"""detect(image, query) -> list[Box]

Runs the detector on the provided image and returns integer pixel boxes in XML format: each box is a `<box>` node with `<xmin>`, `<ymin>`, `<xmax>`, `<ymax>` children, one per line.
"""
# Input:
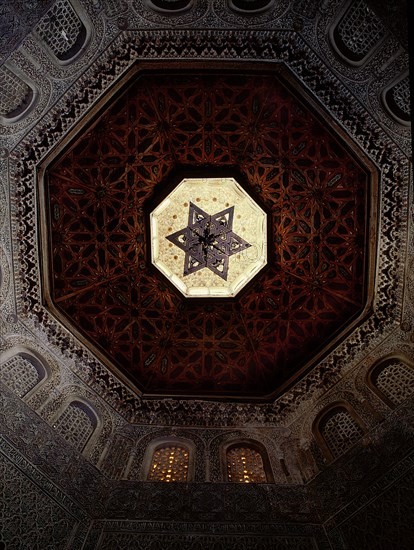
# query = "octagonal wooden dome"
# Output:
<box><xmin>40</xmin><ymin>65</ymin><xmax>376</xmax><ymax>399</ymax></box>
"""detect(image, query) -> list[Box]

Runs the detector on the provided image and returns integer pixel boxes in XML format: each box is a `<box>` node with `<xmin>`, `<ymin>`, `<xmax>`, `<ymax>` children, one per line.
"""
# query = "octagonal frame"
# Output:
<box><xmin>144</xmin><ymin>165</ymin><xmax>273</xmax><ymax>301</ymax></box>
<box><xmin>37</xmin><ymin>61</ymin><xmax>379</xmax><ymax>401</ymax></box>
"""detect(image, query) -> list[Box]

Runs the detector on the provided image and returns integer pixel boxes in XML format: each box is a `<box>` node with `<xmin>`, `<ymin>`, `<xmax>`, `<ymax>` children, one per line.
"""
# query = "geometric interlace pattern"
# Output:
<box><xmin>0</xmin><ymin>66</ymin><xmax>31</xmax><ymax>117</ymax></box>
<box><xmin>166</xmin><ymin>202</ymin><xmax>251</xmax><ymax>281</ymax></box>
<box><xmin>336</xmin><ymin>0</ymin><xmax>384</xmax><ymax>60</ymax></box>
<box><xmin>36</xmin><ymin>0</ymin><xmax>82</xmax><ymax>58</ymax></box>
<box><xmin>321</xmin><ymin>409</ymin><xmax>363</xmax><ymax>459</ymax></box>
<box><xmin>0</xmin><ymin>355</ymin><xmax>40</xmax><ymax>397</ymax></box>
<box><xmin>390</xmin><ymin>77</ymin><xmax>411</xmax><ymax>118</ymax></box>
<box><xmin>375</xmin><ymin>361</ymin><xmax>414</xmax><ymax>405</ymax></box>
<box><xmin>46</xmin><ymin>71</ymin><xmax>369</xmax><ymax>397</ymax></box>
<box><xmin>53</xmin><ymin>402</ymin><xmax>95</xmax><ymax>451</ymax></box>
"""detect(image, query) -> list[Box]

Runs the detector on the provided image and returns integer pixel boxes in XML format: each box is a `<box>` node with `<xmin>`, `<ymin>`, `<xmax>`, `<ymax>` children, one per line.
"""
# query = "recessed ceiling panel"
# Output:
<box><xmin>151</xmin><ymin>176</ymin><xmax>267</xmax><ymax>297</ymax></box>
<box><xmin>41</xmin><ymin>67</ymin><xmax>373</xmax><ymax>399</ymax></box>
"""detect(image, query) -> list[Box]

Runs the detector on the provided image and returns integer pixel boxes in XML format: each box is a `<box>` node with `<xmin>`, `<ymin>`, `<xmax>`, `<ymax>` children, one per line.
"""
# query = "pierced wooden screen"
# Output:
<box><xmin>320</xmin><ymin>408</ymin><xmax>363</xmax><ymax>459</ymax></box>
<box><xmin>147</xmin><ymin>445</ymin><xmax>189</xmax><ymax>482</ymax></box>
<box><xmin>0</xmin><ymin>355</ymin><xmax>41</xmax><ymax>397</ymax></box>
<box><xmin>226</xmin><ymin>446</ymin><xmax>267</xmax><ymax>483</ymax></box>
<box><xmin>53</xmin><ymin>402</ymin><xmax>96</xmax><ymax>451</ymax></box>
<box><xmin>374</xmin><ymin>361</ymin><xmax>414</xmax><ymax>405</ymax></box>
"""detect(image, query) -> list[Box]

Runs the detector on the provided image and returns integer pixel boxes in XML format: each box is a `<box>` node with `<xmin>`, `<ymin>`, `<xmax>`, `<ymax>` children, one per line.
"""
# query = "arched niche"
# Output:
<box><xmin>34</xmin><ymin>0</ymin><xmax>91</xmax><ymax>66</ymax></box>
<box><xmin>328</xmin><ymin>0</ymin><xmax>386</xmax><ymax>67</ymax></box>
<box><xmin>0</xmin><ymin>65</ymin><xmax>38</xmax><ymax>124</ymax></box>
<box><xmin>312</xmin><ymin>402</ymin><xmax>366</xmax><ymax>462</ymax></box>
<box><xmin>227</xmin><ymin>0</ymin><xmax>274</xmax><ymax>14</ymax></box>
<box><xmin>141</xmin><ymin>436</ymin><xmax>196</xmax><ymax>482</ymax></box>
<box><xmin>146</xmin><ymin>0</ymin><xmax>193</xmax><ymax>13</ymax></box>
<box><xmin>381</xmin><ymin>73</ymin><xmax>411</xmax><ymax>127</ymax></box>
<box><xmin>0</xmin><ymin>348</ymin><xmax>49</xmax><ymax>399</ymax></box>
<box><xmin>222</xmin><ymin>439</ymin><xmax>274</xmax><ymax>483</ymax></box>
<box><xmin>367</xmin><ymin>356</ymin><xmax>414</xmax><ymax>409</ymax></box>
<box><xmin>52</xmin><ymin>397</ymin><xmax>100</xmax><ymax>454</ymax></box>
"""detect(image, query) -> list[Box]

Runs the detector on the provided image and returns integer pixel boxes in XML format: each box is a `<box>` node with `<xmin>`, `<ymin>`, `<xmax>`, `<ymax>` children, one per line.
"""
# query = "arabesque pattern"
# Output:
<box><xmin>45</xmin><ymin>70</ymin><xmax>369</xmax><ymax>397</ymax></box>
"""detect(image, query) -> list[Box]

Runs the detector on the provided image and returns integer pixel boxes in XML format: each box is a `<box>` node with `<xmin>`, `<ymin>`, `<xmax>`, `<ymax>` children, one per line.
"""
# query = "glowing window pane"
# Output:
<box><xmin>147</xmin><ymin>446</ymin><xmax>189</xmax><ymax>482</ymax></box>
<box><xmin>226</xmin><ymin>446</ymin><xmax>267</xmax><ymax>483</ymax></box>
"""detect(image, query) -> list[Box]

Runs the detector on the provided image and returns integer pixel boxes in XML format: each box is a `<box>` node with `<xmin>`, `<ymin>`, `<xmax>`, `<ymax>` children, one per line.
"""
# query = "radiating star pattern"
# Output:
<box><xmin>45</xmin><ymin>71</ymin><xmax>369</xmax><ymax>397</ymax></box>
<box><xmin>166</xmin><ymin>202</ymin><xmax>251</xmax><ymax>281</ymax></box>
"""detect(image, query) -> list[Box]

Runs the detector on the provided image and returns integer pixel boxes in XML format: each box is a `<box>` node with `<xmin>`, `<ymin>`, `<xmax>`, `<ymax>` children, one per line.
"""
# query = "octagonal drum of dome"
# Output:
<box><xmin>150</xmin><ymin>177</ymin><xmax>267</xmax><ymax>298</ymax></box>
<box><xmin>39</xmin><ymin>66</ymin><xmax>376</xmax><ymax>399</ymax></box>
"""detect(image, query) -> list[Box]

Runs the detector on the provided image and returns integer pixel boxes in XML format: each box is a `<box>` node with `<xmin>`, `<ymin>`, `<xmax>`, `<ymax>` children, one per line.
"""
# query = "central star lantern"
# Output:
<box><xmin>150</xmin><ymin>177</ymin><xmax>267</xmax><ymax>297</ymax></box>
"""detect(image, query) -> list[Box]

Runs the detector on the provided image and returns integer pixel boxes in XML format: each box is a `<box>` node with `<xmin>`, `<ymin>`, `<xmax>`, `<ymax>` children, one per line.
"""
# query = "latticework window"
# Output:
<box><xmin>320</xmin><ymin>408</ymin><xmax>363</xmax><ymax>459</ymax></box>
<box><xmin>334</xmin><ymin>0</ymin><xmax>384</xmax><ymax>63</ymax></box>
<box><xmin>391</xmin><ymin>77</ymin><xmax>410</xmax><ymax>116</ymax></box>
<box><xmin>374</xmin><ymin>361</ymin><xmax>414</xmax><ymax>405</ymax></box>
<box><xmin>36</xmin><ymin>0</ymin><xmax>86</xmax><ymax>62</ymax></box>
<box><xmin>0</xmin><ymin>66</ymin><xmax>33</xmax><ymax>119</ymax></box>
<box><xmin>0</xmin><ymin>355</ymin><xmax>42</xmax><ymax>397</ymax></box>
<box><xmin>147</xmin><ymin>445</ymin><xmax>189</xmax><ymax>482</ymax></box>
<box><xmin>384</xmin><ymin>76</ymin><xmax>411</xmax><ymax>124</ymax></box>
<box><xmin>226</xmin><ymin>446</ymin><xmax>267</xmax><ymax>483</ymax></box>
<box><xmin>53</xmin><ymin>402</ymin><xmax>96</xmax><ymax>451</ymax></box>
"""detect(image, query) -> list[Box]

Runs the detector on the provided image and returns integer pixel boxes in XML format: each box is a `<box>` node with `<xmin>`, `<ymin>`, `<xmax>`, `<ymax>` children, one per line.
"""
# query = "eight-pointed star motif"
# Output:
<box><xmin>166</xmin><ymin>202</ymin><xmax>251</xmax><ymax>280</ymax></box>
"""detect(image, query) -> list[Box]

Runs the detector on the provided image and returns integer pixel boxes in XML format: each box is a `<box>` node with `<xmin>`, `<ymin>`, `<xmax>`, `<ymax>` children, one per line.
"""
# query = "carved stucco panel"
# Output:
<box><xmin>0</xmin><ymin>51</ymin><xmax>52</xmax><ymax>140</ymax></box>
<box><xmin>20</xmin><ymin>2</ymin><xmax>107</xmax><ymax>81</ymax></box>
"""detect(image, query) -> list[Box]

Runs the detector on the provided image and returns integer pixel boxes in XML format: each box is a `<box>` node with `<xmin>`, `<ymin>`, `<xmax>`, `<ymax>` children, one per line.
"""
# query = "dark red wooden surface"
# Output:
<box><xmin>46</xmin><ymin>71</ymin><xmax>369</xmax><ymax>397</ymax></box>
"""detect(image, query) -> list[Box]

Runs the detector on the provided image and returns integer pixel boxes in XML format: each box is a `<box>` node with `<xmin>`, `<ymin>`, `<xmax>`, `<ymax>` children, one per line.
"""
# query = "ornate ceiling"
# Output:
<box><xmin>0</xmin><ymin>0</ymin><xmax>413</xmax><ymax>547</ymax></box>
<box><xmin>42</xmin><ymin>69</ymin><xmax>373</xmax><ymax>398</ymax></box>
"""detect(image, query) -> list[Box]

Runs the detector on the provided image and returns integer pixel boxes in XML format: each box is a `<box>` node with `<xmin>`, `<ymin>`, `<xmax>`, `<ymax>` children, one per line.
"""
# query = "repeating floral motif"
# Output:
<box><xmin>45</xmin><ymin>71</ymin><xmax>369</xmax><ymax>397</ymax></box>
<box><xmin>327</xmin><ymin>460</ymin><xmax>414</xmax><ymax>550</ymax></box>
